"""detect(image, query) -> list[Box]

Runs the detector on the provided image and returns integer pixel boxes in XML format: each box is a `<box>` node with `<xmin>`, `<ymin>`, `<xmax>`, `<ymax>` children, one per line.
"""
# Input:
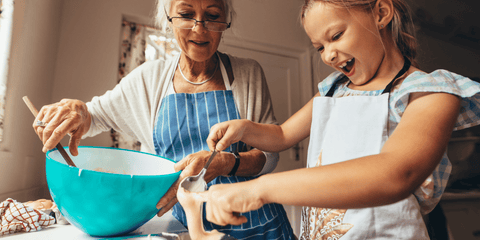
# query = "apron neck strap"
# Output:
<box><xmin>325</xmin><ymin>57</ymin><xmax>411</xmax><ymax>97</ymax></box>
<box><xmin>381</xmin><ymin>57</ymin><xmax>411</xmax><ymax>94</ymax></box>
<box><xmin>217</xmin><ymin>52</ymin><xmax>232</xmax><ymax>90</ymax></box>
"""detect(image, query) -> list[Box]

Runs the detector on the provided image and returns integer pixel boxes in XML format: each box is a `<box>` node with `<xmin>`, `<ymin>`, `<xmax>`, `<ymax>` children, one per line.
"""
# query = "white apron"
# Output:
<box><xmin>300</xmin><ymin>59</ymin><xmax>430</xmax><ymax>240</ymax></box>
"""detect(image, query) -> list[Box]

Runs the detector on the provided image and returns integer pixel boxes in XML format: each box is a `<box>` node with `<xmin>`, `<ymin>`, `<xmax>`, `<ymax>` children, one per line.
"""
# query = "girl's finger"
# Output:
<box><xmin>215</xmin><ymin>128</ymin><xmax>238</xmax><ymax>151</ymax></box>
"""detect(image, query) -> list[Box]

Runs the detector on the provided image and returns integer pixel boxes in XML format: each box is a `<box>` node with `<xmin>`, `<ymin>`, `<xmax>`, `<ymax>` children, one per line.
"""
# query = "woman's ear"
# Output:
<box><xmin>375</xmin><ymin>0</ymin><xmax>394</xmax><ymax>30</ymax></box>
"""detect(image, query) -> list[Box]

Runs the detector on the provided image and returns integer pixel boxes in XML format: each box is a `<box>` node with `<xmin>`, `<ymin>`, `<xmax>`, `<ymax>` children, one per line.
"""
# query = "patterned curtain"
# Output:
<box><xmin>113</xmin><ymin>20</ymin><xmax>180</xmax><ymax>151</ymax></box>
<box><xmin>111</xmin><ymin>20</ymin><xmax>147</xmax><ymax>150</ymax></box>
<box><xmin>0</xmin><ymin>0</ymin><xmax>15</xmax><ymax>142</ymax></box>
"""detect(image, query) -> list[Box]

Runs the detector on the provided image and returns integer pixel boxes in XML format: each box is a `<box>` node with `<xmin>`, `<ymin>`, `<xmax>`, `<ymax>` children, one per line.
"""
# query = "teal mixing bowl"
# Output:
<box><xmin>46</xmin><ymin>146</ymin><xmax>181</xmax><ymax>237</ymax></box>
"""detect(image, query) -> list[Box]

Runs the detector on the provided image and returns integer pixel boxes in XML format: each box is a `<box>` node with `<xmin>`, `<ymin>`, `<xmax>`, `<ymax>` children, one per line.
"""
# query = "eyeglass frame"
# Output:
<box><xmin>164</xmin><ymin>8</ymin><xmax>231</xmax><ymax>32</ymax></box>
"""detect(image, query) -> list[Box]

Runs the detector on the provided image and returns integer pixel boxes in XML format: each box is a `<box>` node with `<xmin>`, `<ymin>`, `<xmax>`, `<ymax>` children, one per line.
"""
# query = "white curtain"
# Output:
<box><xmin>0</xmin><ymin>0</ymin><xmax>14</xmax><ymax>142</ymax></box>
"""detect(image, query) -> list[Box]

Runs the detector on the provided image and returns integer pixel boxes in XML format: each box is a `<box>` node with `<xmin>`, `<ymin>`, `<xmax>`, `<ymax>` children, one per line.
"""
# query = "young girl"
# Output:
<box><xmin>194</xmin><ymin>0</ymin><xmax>480</xmax><ymax>239</ymax></box>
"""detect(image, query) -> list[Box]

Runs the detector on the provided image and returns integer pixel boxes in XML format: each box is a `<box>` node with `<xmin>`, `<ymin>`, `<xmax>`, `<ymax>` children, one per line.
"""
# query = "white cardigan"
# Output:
<box><xmin>84</xmin><ymin>53</ymin><xmax>279</xmax><ymax>175</ymax></box>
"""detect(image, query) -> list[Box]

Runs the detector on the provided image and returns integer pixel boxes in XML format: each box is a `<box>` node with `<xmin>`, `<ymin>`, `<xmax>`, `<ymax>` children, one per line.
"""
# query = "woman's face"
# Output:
<box><xmin>169</xmin><ymin>0</ymin><xmax>226</xmax><ymax>63</ymax></box>
<box><xmin>303</xmin><ymin>3</ymin><xmax>385</xmax><ymax>86</ymax></box>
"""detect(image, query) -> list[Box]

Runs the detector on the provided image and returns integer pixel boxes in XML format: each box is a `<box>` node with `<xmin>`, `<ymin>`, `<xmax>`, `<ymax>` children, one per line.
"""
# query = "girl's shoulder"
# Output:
<box><xmin>393</xmin><ymin>69</ymin><xmax>480</xmax><ymax>98</ymax></box>
<box><xmin>392</xmin><ymin>69</ymin><xmax>480</xmax><ymax>131</ymax></box>
<box><xmin>317</xmin><ymin>71</ymin><xmax>348</xmax><ymax>96</ymax></box>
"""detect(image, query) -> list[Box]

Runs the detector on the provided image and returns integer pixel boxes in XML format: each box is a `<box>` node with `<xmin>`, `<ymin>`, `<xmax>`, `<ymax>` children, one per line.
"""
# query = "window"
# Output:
<box><xmin>145</xmin><ymin>27</ymin><xmax>180</xmax><ymax>62</ymax></box>
<box><xmin>0</xmin><ymin>0</ymin><xmax>14</xmax><ymax>141</ymax></box>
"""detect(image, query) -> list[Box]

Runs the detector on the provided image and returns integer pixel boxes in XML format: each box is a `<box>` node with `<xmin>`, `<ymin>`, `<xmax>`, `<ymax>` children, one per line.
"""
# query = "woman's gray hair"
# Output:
<box><xmin>155</xmin><ymin>0</ymin><xmax>235</xmax><ymax>36</ymax></box>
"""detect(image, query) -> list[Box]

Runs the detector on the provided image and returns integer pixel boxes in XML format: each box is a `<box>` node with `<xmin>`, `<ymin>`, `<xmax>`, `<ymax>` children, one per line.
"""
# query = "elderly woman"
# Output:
<box><xmin>33</xmin><ymin>0</ymin><xmax>295</xmax><ymax>239</ymax></box>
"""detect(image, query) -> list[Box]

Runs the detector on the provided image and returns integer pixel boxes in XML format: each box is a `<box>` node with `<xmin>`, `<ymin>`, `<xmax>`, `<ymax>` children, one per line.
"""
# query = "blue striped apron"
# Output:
<box><xmin>153</xmin><ymin>53</ymin><xmax>295</xmax><ymax>240</ymax></box>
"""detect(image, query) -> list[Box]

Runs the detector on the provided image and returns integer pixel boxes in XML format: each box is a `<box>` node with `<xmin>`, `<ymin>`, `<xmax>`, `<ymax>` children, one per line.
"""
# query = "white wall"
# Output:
<box><xmin>0</xmin><ymin>0</ymin><xmax>63</xmax><ymax>202</ymax></box>
<box><xmin>52</xmin><ymin>0</ymin><xmax>158</xmax><ymax>147</ymax></box>
<box><xmin>226</xmin><ymin>0</ymin><xmax>311</xmax><ymax>51</ymax></box>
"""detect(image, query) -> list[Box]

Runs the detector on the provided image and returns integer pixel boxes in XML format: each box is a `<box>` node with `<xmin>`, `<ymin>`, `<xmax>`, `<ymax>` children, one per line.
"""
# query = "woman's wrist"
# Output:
<box><xmin>221</xmin><ymin>151</ymin><xmax>237</xmax><ymax>176</ymax></box>
<box><xmin>228</xmin><ymin>152</ymin><xmax>240</xmax><ymax>176</ymax></box>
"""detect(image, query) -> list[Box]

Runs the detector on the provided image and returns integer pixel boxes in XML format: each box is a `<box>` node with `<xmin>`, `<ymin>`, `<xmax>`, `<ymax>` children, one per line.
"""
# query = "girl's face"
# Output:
<box><xmin>170</xmin><ymin>0</ymin><xmax>226</xmax><ymax>63</ymax></box>
<box><xmin>303</xmin><ymin>3</ymin><xmax>385</xmax><ymax>86</ymax></box>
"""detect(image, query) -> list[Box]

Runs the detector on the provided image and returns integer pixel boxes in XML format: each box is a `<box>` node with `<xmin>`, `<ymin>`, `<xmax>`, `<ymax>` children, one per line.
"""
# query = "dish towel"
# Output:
<box><xmin>0</xmin><ymin>198</ymin><xmax>55</xmax><ymax>235</ymax></box>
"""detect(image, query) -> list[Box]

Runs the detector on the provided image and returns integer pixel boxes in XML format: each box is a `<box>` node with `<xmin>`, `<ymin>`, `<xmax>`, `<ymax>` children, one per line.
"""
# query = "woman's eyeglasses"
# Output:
<box><xmin>165</xmin><ymin>10</ymin><xmax>231</xmax><ymax>32</ymax></box>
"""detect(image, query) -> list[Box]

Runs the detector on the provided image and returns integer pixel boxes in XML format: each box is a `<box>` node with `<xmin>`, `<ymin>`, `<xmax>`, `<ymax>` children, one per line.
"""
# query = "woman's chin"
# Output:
<box><xmin>184</xmin><ymin>50</ymin><xmax>216</xmax><ymax>62</ymax></box>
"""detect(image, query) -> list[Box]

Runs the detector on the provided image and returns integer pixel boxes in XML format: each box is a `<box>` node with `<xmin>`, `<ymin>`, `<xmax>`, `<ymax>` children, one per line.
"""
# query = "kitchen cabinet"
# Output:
<box><xmin>441</xmin><ymin>129</ymin><xmax>480</xmax><ymax>240</ymax></box>
<box><xmin>440</xmin><ymin>192</ymin><xmax>480</xmax><ymax>240</ymax></box>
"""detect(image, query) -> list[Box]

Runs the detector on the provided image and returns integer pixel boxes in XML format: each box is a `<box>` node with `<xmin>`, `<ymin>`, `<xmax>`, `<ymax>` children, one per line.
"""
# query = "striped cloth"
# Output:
<box><xmin>318</xmin><ymin>69</ymin><xmax>480</xmax><ymax>214</ymax></box>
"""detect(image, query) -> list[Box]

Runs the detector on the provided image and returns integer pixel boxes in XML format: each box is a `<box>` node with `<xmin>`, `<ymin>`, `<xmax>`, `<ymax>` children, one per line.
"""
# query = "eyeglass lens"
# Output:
<box><xmin>171</xmin><ymin>18</ymin><xmax>228</xmax><ymax>32</ymax></box>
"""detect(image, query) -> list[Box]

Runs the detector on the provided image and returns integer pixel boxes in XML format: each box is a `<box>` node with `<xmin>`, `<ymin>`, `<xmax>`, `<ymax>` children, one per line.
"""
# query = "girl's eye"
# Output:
<box><xmin>317</xmin><ymin>46</ymin><xmax>324</xmax><ymax>53</ymax></box>
<box><xmin>332</xmin><ymin>32</ymin><xmax>343</xmax><ymax>41</ymax></box>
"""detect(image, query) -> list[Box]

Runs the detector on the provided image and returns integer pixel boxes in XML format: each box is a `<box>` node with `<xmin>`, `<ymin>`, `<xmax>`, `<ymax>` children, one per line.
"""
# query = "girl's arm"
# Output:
<box><xmin>201</xmin><ymin>92</ymin><xmax>460</xmax><ymax>226</ymax></box>
<box><xmin>207</xmin><ymin>93</ymin><xmax>319</xmax><ymax>152</ymax></box>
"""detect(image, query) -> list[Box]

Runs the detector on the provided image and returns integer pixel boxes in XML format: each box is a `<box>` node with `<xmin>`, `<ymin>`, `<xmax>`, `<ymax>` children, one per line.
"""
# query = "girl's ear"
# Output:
<box><xmin>375</xmin><ymin>0</ymin><xmax>394</xmax><ymax>30</ymax></box>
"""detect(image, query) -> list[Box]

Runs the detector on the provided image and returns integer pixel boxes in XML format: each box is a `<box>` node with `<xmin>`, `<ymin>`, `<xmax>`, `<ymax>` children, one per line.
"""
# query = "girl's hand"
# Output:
<box><xmin>199</xmin><ymin>181</ymin><xmax>264</xmax><ymax>226</ymax></box>
<box><xmin>156</xmin><ymin>150</ymin><xmax>235</xmax><ymax>217</ymax></box>
<box><xmin>207</xmin><ymin>119</ymin><xmax>249</xmax><ymax>151</ymax></box>
<box><xmin>33</xmin><ymin>99</ymin><xmax>91</xmax><ymax>156</ymax></box>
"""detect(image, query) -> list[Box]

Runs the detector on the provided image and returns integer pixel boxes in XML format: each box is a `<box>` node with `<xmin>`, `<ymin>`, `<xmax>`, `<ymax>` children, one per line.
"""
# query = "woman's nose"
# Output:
<box><xmin>192</xmin><ymin>20</ymin><xmax>208</xmax><ymax>33</ymax></box>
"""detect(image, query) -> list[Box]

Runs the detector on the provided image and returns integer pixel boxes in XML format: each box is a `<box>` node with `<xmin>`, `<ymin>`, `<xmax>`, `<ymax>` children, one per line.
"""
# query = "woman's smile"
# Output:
<box><xmin>189</xmin><ymin>39</ymin><xmax>210</xmax><ymax>46</ymax></box>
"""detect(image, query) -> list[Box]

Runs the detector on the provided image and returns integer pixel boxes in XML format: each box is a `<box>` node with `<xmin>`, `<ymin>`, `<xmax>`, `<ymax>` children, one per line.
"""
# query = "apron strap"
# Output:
<box><xmin>325</xmin><ymin>57</ymin><xmax>411</xmax><ymax>97</ymax></box>
<box><xmin>325</xmin><ymin>75</ymin><xmax>347</xmax><ymax>97</ymax></box>
<box><xmin>382</xmin><ymin>57</ymin><xmax>411</xmax><ymax>94</ymax></box>
<box><xmin>217</xmin><ymin>52</ymin><xmax>232</xmax><ymax>91</ymax></box>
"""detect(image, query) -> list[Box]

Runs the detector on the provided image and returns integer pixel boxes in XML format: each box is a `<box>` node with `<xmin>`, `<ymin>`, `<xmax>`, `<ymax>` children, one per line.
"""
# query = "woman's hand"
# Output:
<box><xmin>33</xmin><ymin>99</ymin><xmax>91</xmax><ymax>156</ymax></box>
<box><xmin>207</xmin><ymin>119</ymin><xmax>249</xmax><ymax>151</ymax></box>
<box><xmin>199</xmin><ymin>180</ymin><xmax>265</xmax><ymax>226</ymax></box>
<box><xmin>156</xmin><ymin>150</ymin><xmax>235</xmax><ymax>217</ymax></box>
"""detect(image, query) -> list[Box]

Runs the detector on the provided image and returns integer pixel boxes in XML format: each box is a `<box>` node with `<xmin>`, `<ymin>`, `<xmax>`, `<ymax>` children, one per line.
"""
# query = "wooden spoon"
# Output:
<box><xmin>22</xmin><ymin>96</ymin><xmax>77</xmax><ymax>167</ymax></box>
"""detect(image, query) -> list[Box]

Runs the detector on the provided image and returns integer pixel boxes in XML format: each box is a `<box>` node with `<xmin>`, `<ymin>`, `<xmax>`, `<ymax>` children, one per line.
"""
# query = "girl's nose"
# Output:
<box><xmin>324</xmin><ymin>48</ymin><xmax>337</xmax><ymax>64</ymax></box>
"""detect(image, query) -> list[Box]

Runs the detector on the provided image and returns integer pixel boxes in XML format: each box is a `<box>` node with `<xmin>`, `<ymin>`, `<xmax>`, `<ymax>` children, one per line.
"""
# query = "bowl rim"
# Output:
<box><xmin>46</xmin><ymin>146</ymin><xmax>180</xmax><ymax>177</ymax></box>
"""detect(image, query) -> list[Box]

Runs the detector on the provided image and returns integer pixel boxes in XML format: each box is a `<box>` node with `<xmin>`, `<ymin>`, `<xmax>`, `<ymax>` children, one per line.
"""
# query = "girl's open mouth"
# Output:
<box><xmin>340</xmin><ymin>58</ymin><xmax>355</xmax><ymax>75</ymax></box>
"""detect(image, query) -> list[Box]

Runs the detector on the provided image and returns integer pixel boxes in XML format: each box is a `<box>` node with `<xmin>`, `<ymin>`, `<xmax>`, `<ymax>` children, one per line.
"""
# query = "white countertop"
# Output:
<box><xmin>2</xmin><ymin>210</ymin><xmax>187</xmax><ymax>240</ymax></box>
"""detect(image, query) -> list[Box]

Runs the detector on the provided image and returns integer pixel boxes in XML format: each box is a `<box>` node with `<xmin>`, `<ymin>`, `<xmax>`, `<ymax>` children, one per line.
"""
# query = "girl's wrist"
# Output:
<box><xmin>252</xmin><ymin>175</ymin><xmax>270</xmax><ymax>205</ymax></box>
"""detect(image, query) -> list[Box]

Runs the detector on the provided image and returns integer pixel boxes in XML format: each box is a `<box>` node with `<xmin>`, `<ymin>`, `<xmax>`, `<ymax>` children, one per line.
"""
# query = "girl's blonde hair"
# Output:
<box><xmin>155</xmin><ymin>0</ymin><xmax>235</xmax><ymax>37</ymax></box>
<box><xmin>301</xmin><ymin>0</ymin><xmax>418</xmax><ymax>67</ymax></box>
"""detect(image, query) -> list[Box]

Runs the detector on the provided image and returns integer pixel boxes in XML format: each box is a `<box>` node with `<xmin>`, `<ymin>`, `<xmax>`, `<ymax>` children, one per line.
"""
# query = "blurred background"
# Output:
<box><xmin>0</xmin><ymin>0</ymin><xmax>478</xmax><ymax>238</ymax></box>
